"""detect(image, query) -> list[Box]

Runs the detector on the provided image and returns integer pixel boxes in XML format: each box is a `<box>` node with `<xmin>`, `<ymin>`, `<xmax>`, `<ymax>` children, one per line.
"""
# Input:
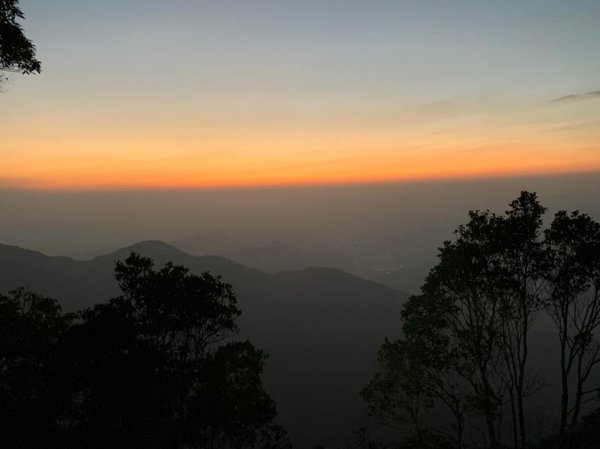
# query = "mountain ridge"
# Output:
<box><xmin>0</xmin><ymin>239</ymin><xmax>406</xmax><ymax>448</ymax></box>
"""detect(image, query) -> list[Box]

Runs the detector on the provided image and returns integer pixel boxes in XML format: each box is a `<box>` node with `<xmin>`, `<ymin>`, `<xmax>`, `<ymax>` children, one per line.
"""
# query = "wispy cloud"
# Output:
<box><xmin>551</xmin><ymin>91</ymin><xmax>600</xmax><ymax>103</ymax></box>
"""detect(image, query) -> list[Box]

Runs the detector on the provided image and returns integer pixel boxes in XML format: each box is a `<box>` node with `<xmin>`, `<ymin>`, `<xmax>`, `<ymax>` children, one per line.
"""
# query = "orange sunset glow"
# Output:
<box><xmin>2</xmin><ymin>1</ymin><xmax>600</xmax><ymax>190</ymax></box>
<box><xmin>4</xmin><ymin>97</ymin><xmax>600</xmax><ymax>189</ymax></box>
<box><xmin>5</xmin><ymin>145</ymin><xmax>600</xmax><ymax>190</ymax></box>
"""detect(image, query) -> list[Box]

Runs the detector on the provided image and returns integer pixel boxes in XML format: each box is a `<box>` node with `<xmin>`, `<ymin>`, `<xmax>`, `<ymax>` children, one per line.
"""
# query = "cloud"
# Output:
<box><xmin>551</xmin><ymin>91</ymin><xmax>600</xmax><ymax>103</ymax></box>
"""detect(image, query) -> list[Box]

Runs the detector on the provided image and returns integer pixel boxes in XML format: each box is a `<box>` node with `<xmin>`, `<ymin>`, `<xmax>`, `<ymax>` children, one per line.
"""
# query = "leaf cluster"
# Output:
<box><xmin>0</xmin><ymin>0</ymin><xmax>41</xmax><ymax>74</ymax></box>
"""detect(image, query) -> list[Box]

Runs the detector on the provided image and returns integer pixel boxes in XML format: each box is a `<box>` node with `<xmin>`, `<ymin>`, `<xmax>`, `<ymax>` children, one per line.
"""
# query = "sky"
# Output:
<box><xmin>2</xmin><ymin>0</ymin><xmax>600</xmax><ymax>189</ymax></box>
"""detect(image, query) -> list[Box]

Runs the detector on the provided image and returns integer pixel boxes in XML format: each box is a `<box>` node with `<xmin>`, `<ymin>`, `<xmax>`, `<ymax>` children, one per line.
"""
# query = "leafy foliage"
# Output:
<box><xmin>0</xmin><ymin>288</ymin><xmax>71</xmax><ymax>448</ymax></box>
<box><xmin>364</xmin><ymin>192</ymin><xmax>600</xmax><ymax>449</ymax></box>
<box><xmin>0</xmin><ymin>0</ymin><xmax>41</xmax><ymax>75</ymax></box>
<box><xmin>0</xmin><ymin>254</ymin><xmax>289</xmax><ymax>449</ymax></box>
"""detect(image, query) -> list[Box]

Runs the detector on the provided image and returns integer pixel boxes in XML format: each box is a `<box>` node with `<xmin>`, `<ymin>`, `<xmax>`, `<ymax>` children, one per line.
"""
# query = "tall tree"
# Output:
<box><xmin>363</xmin><ymin>192</ymin><xmax>600</xmax><ymax>449</ymax></box>
<box><xmin>413</xmin><ymin>209</ymin><xmax>508</xmax><ymax>449</ymax></box>
<box><xmin>544</xmin><ymin>211</ymin><xmax>600</xmax><ymax>449</ymax></box>
<box><xmin>60</xmin><ymin>253</ymin><xmax>287</xmax><ymax>449</ymax></box>
<box><xmin>495</xmin><ymin>192</ymin><xmax>547</xmax><ymax>448</ymax></box>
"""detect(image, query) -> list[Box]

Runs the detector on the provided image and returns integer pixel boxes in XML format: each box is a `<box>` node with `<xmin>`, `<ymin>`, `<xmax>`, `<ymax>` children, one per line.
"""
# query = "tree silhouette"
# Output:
<box><xmin>363</xmin><ymin>192</ymin><xmax>600</xmax><ymax>449</ymax></box>
<box><xmin>544</xmin><ymin>211</ymin><xmax>600</xmax><ymax>448</ymax></box>
<box><xmin>0</xmin><ymin>288</ymin><xmax>71</xmax><ymax>448</ymax></box>
<box><xmin>0</xmin><ymin>0</ymin><xmax>41</xmax><ymax>76</ymax></box>
<box><xmin>0</xmin><ymin>254</ymin><xmax>289</xmax><ymax>449</ymax></box>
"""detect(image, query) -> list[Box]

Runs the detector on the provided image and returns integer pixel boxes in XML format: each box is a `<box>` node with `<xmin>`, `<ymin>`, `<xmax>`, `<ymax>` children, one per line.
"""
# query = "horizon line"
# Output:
<box><xmin>2</xmin><ymin>168</ymin><xmax>599</xmax><ymax>193</ymax></box>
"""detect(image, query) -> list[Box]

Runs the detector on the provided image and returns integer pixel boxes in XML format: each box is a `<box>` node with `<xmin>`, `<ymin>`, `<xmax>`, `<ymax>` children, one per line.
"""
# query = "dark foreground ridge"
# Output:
<box><xmin>0</xmin><ymin>241</ymin><xmax>406</xmax><ymax>448</ymax></box>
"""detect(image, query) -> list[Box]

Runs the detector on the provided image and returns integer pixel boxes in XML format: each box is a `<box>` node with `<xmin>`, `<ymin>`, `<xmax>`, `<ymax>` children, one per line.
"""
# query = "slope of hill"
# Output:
<box><xmin>0</xmin><ymin>241</ymin><xmax>407</xmax><ymax>448</ymax></box>
<box><xmin>172</xmin><ymin>232</ymin><xmax>356</xmax><ymax>273</ymax></box>
<box><xmin>172</xmin><ymin>232</ymin><xmax>435</xmax><ymax>293</ymax></box>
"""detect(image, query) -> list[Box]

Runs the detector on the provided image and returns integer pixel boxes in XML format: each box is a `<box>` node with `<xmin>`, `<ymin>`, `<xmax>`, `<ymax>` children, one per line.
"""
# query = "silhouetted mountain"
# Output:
<box><xmin>0</xmin><ymin>241</ymin><xmax>406</xmax><ymax>448</ymax></box>
<box><xmin>173</xmin><ymin>232</ymin><xmax>356</xmax><ymax>273</ymax></box>
<box><xmin>173</xmin><ymin>231</ymin><xmax>252</xmax><ymax>256</ymax></box>
<box><xmin>173</xmin><ymin>231</ymin><xmax>435</xmax><ymax>293</ymax></box>
<box><xmin>225</xmin><ymin>240</ymin><xmax>316</xmax><ymax>271</ymax></box>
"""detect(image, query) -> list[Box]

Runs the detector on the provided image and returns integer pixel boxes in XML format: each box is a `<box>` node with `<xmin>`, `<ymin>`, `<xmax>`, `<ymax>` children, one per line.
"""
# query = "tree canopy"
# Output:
<box><xmin>0</xmin><ymin>254</ymin><xmax>289</xmax><ymax>449</ymax></box>
<box><xmin>0</xmin><ymin>0</ymin><xmax>40</xmax><ymax>75</ymax></box>
<box><xmin>363</xmin><ymin>192</ymin><xmax>600</xmax><ymax>449</ymax></box>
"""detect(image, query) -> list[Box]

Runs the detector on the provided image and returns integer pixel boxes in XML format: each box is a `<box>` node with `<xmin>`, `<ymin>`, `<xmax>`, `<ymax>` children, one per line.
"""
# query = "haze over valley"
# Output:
<box><xmin>2</xmin><ymin>173</ymin><xmax>599</xmax><ymax>294</ymax></box>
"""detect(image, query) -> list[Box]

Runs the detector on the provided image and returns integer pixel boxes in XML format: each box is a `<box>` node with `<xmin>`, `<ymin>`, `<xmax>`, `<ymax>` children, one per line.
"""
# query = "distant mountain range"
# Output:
<box><xmin>0</xmin><ymin>240</ymin><xmax>407</xmax><ymax>448</ymax></box>
<box><xmin>172</xmin><ymin>231</ymin><xmax>433</xmax><ymax>294</ymax></box>
<box><xmin>172</xmin><ymin>231</ymin><xmax>357</xmax><ymax>273</ymax></box>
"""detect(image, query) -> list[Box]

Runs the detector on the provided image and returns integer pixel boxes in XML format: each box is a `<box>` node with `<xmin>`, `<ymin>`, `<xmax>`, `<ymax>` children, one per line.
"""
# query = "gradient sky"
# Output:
<box><xmin>2</xmin><ymin>0</ymin><xmax>600</xmax><ymax>188</ymax></box>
